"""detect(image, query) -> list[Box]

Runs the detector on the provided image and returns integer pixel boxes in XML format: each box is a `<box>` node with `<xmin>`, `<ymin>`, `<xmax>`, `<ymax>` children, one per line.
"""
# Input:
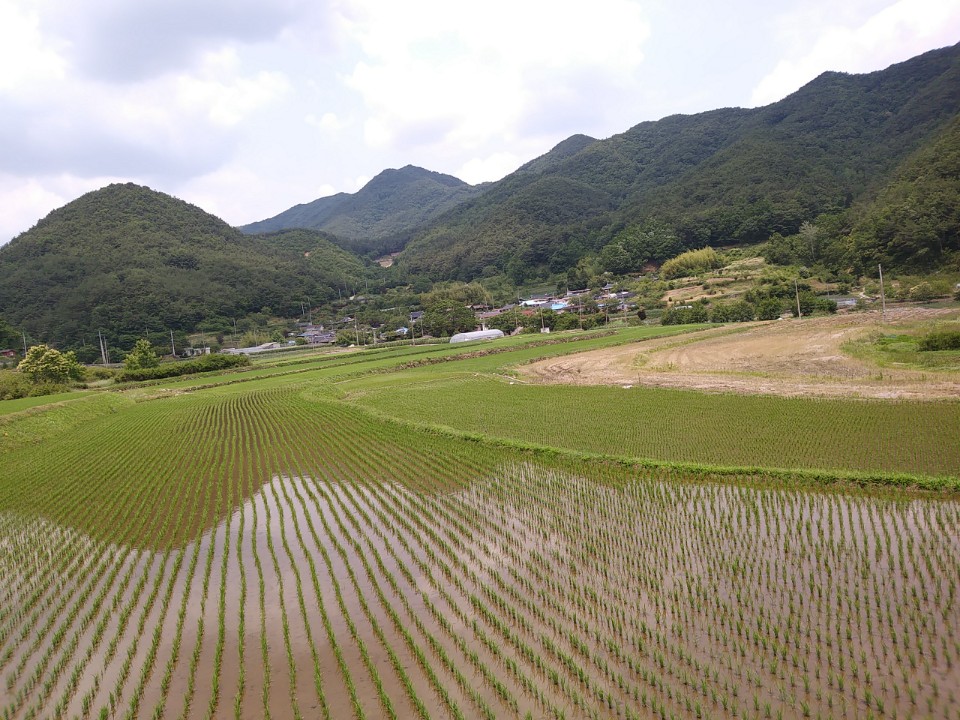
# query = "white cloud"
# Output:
<box><xmin>342</xmin><ymin>0</ymin><xmax>650</xmax><ymax>152</ymax></box>
<box><xmin>0</xmin><ymin>0</ymin><xmax>66</xmax><ymax>92</ymax></box>
<box><xmin>175</xmin><ymin>52</ymin><xmax>290</xmax><ymax>128</ymax></box>
<box><xmin>458</xmin><ymin>152</ymin><xmax>523</xmax><ymax>185</ymax></box>
<box><xmin>306</xmin><ymin>112</ymin><xmax>344</xmax><ymax>131</ymax></box>
<box><xmin>0</xmin><ymin>0</ymin><xmax>957</xmax><ymax>247</ymax></box>
<box><xmin>751</xmin><ymin>0</ymin><xmax>960</xmax><ymax>106</ymax></box>
<box><xmin>0</xmin><ymin>173</ymin><xmax>126</xmax><ymax>243</ymax></box>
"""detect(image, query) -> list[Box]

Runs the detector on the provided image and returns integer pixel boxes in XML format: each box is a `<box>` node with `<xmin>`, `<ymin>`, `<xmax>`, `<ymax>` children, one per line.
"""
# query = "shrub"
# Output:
<box><xmin>124</xmin><ymin>339</ymin><xmax>161</xmax><ymax>370</ymax></box>
<box><xmin>0</xmin><ymin>371</ymin><xmax>70</xmax><ymax>400</ymax></box>
<box><xmin>756</xmin><ymin>298</ymin><xmax>784</xmax><ymax>321</ymax></box>
<box><xmin>17</xmin><ymin>344</ymin><xmax>84</xmax><ymax>384</ymax></box>
<box><xmin>710</xmin><ymin>301</ymin><xmax>755</xmax><ymax>323</ymax></box>
<box><xmin>918</xmin><ymin>331</ymin><xmax>960</xmax><ymax>351</ymax></box>
<box><xmin>661</xmin><ymin>302</ymin><xmax>709</xmax><ymax>325</ymax></box>
<box><xmin>115</xmin><ymin>353</ymin><xmax>249</xmax><ymax>382</ymax></box>
<box><xmin>660</xmin><ymin>248</ymin><xmax>722</xmax><ymax>280</ymax></box>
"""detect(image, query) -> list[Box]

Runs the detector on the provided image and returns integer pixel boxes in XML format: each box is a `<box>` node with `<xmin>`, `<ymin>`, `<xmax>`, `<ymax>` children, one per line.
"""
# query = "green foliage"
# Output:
<box><xmin>918</xmin><ymin>331</ymin><xmax>960</xmax><ymax>351</ymax></box>
<box><xmin>0</xmin><ymin>316</ymin><xmax>20</xmax><ymax>351</ymax></box>
<box><xmin>241</xmin><ymin>166</ymin><xmax>482</xmax><ymax>256</ymax></box>
<box><xmin>17</xmin><ymin>344</ymin><xmax>84</xmax><ymax>384</ymax></box>
<box><xmin>909</xmin><ymin>282</ymin><xmax>938</xmax><ymax>302</ymax></box>
<box><xmin>756</xmin><ymin>298</ymin><xmax>785</xmax><ymax>321</ymax></box>
<box><xmin>421</xmin><ymin>298</ymin><xmax>476</xmax><ymax>337</ymax></box>
<box><xmin>0</xmin><ymin>184</ymin><xmax>370</xmax><ymax>350</ymax></box>
<box><xmin>852</xmin><ymin>114</ymin><xmax>960</xmax><ymax>271</ymax></box>
<box><xmin>396</xmin><ymin>44</ymin><xmax>960</xmax><ymax>281</ymax></box>
<box><xmin>0</xmin><ymin>371</ymin><xmax>50</xmax><ymax>400</ymax></box>
<box><xmin>116</xmin><ymin>352</ymin><xmax>249</xmax><ymax>382</ymax></box>
<box><xmin>600</xmin><ymin>219</ymin><xmax>683</xmax><ymax>274</ymax></box>
<box><xmin>709</xmin><ymin>301</ymin><xmax>755</xmax><ymax>323</ymax></box>
<box><xmin>124</xmin><ymin>339</ymin><xmax>161</xmax><ymax>370</ymax></box>
<box><xmin>661</xmin><ymin>302</ymin><xmax>709</xmax><ymax>325</ymax></box>
<box><xmin>660</xmin><ymin>247</ymin><xmax>722</xmax><ymax>279</ymax></box>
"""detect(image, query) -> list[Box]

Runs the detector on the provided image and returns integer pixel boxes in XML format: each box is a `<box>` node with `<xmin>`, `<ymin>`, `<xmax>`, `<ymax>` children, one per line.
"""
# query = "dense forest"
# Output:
<box><xmin>1</xmin><ymin>43</ymin><xmax>958</xmax><ymax>352</ymax></box>
<box><xmin>395</xmin><ymin>42</ymin><xmax>960</xmax><ymax>282</ymax></box>
<box><xmin>240</xmin><ymin>165</ymin><xmax>483</xmax><ymax>257</ymax></box>
<box><xmin>0</xmin><ymin>184</ymin><xmax>369</xmax><ymax>350</ymax></box>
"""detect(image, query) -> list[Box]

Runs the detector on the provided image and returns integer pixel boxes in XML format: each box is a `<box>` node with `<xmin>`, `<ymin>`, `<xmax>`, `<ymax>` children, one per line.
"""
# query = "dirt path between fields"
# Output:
<box><xmin>519</xmin><ymin>308</ymin><xmax>960</xmax><ymax>400</ymax></box>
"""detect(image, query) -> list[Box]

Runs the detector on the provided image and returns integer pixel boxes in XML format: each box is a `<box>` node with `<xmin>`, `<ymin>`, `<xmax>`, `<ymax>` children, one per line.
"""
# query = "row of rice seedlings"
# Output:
<box><xmin>480</xmin><ymin>464</ymin><xmax>960</xmax><ymax>716</ymax></box>
<box><xmin>143</xmin><ymin>399</ymin><xmax>234</xmax><ymax>720</ymax></box>
<box><xmin>69</xmin><ymin>398</ymin><xmax>214</xmax><ymax>718</ymax></box>
<box><xmin>342</xmin><ymin>476</ymin><xmax>542</xmax><ymax>719</ymax></box>
<box><xmin>95</xmin><ymin>405</ymin><xmax>216</xmax><ymax>719</ymax></box>
<box><xmin>304</xmin><ymin>408</ymin><xmax>568</xmax><ymax>706</ymax></box>
<box><xmin>117</xmin><ymin>403</ymin><xmax>229</xmax><ymax>719</ymax></box>
<box><xmin>301</xmin><ymin>402</ymin><xmax>517</xmax><ymax>716</ymax></box>
<box><xmin>5</xmin><ymin>405</ymin><xmax>179</xmax><ymax>718</ymax></box>
<box><xmin>7</xmin><ymin>400</ymin><xmax>187</xmax><ymax>717</ymax></box>
<box><xmin>230</xmin><ymin>393</ymin><xmax>253</xmax><ymax>719</ymax></box>
<box><xmin>168</xmin><ymin>397</ymin><xmax>236</xmax><ymax>720</ymax></box>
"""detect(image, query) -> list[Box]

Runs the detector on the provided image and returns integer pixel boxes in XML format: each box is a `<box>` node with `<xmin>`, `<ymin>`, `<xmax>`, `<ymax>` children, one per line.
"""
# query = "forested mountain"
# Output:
<box><xmin>2</xmin><ymin>45</ymin><xmax>958</xmax><ymax>352</ymax></box>
<box><xmin>0</xmin><ymin>184</ymin><xmax>368</xmax><ymax>348</ymax></box>
<box><xmin>396</xmin><ymin>42</ymin><xmax>960</xmax><ymax>281</ymax></box>
<box><xmin>240</xmin><ymin>165</ymin><xmax>483</xmax><ymax>256</ymax></box>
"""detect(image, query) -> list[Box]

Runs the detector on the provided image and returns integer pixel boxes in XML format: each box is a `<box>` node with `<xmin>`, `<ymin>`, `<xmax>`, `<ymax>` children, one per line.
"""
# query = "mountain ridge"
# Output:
<box><xmin>393</xmin><ymin>41</ymin><xmax>960</xmax><ymax>281</ymax></box>
<box><xmin>0</xmin><ymin>183</ymin><xmax>368</xmax><ymax>349</ymax></box>
<box><xmin>240</xmin><ymin>164</ymin><xmax>483</xmax><ymax>256</ymax></box>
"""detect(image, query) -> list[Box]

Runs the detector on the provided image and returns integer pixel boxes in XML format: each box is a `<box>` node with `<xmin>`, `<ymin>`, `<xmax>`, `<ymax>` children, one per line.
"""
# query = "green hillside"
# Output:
<box><xmin>0</xmin><ymin>184</ymin><xmax>368</xmax><ymax>349</ymax></box>
<box><xmin>397</xmin><ymin>42</ymin><xmax>960</xmax><ymax>281</ymax></box>
<box><xmin>240</xmin><ymin>165</ymin><xmax>484</xmax><ymax>256</ymax></box>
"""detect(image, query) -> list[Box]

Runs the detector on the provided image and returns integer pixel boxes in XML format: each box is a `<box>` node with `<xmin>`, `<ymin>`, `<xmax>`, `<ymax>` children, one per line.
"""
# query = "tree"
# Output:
<box><xmin>124</xmin><ymin>339</ymin><xmax>161</xmax><ymax>370</ymax></box>
<box><xmin>756</xmin><ymin>298</ymin><xmax>784</xmax><ymax>321</ymax></box>
<box><xmin>0</xmin><ymin>316</ymin><xmax>19</xmax><ymax>351</ymax></box>
<box><xmin>422</xmin><ymin>298</ymin><xmax>476</xmax><ymax>337</ymax></box>
<box><xmin>17</xmin><ymin>344</ymin><xmax>84</xmax><ymax>384</ymax></box>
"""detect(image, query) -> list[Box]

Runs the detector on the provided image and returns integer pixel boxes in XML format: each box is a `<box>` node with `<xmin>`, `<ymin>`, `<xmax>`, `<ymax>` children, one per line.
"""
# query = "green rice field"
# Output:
<box><xmin>1</xmin><ymin>326</ymin><xmax>958</xmax><ymax>719</ymax></box>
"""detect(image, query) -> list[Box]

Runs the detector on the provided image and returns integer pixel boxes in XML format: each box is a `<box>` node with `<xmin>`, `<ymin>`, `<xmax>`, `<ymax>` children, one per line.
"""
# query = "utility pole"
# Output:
<box><xmin>794</xmin><ymin>279</ymin><xmax>802</xmax><ymax>319</ymax></box>
<box><xmin>170</xmin><ymin>330</ymin><xmax>176</xmax><ymax>358</ymax></box>
<box><xmin>878</xmin><ymin>264</ymin><xmax>886</xmax><ymax>321</ymax></box>
<box><xmin>233</xmin><ymin>318</ymin><xmax>238</xmax><ymax>345</ymax></box>
<box><xmin>22</xmin><ymin>331</ymin><xmax>28</xmax><ymax>356</ymax></box>
<box><xmin>98</xmin><ymin>330</ymin><xmax>108</xmax><ymax>365</ymax></box>
<box><xmin>354</xmin><ymin>317</ymin><xmax>360</xmax><ymax>346</ymax></box>
<box><xmin>578</xmin><ymin>295</ymin><xmax>583</xmax><ymax>330</ymax></box>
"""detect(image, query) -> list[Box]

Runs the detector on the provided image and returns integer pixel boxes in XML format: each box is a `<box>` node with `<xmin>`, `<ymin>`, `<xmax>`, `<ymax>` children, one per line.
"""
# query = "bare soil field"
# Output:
<box><xmin>520</xmin><ymin>307</ymin><xmax>960</xmax><ymax>399</ymax></box>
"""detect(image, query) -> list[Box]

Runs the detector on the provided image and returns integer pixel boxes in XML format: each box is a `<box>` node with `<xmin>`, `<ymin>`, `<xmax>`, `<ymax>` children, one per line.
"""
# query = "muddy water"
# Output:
<box><xmin>5</xmin><ymin>468</ymin><xmax>960</xmax><ymax>720</ymax></box>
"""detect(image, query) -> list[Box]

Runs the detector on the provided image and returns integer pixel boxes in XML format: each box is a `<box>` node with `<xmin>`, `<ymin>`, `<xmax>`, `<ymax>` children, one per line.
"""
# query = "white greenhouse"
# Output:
<box><xmin>449</xmin><ymin>329</ymin><xmax>505</xmax><ymax>343</ymax></box>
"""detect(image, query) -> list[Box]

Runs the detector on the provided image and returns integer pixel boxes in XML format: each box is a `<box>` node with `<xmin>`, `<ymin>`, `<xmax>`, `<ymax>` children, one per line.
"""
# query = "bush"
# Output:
<box><xmin>756</xmin><ymin>298</ymin><xmax>784</xmax><ymax>321</ymax></box>
<box><xmin>918</xmin><ymin>331</ymin><xmax>960</xmax><ymax>351</ymax></box>
<box><xmin>0</xmin><ymin>371</ymin><xmax>70</xmax><ymax>400</ymax></box>
<box><xmin>18</xmin><ymin>344</ymin><xmax>84</xmax><ymax>384</ymax></box>
<box><xmin>710</xmin><ymin>301</ymin><xmax>755</xmax><ymax>323</ymax></box>
<box><xmin>115</xmin><ymin>353</ymin><xmax>249</xmax><ymax>382</ymax></box>
<box><xmin>660</xmin><ymin>247</ymin><xmax>723</xmax><ymax>280</ymax></box>
<box><xmin>124</xmin><ymin>339</ymin><xmax>161</xmax><ymax>370</ymax></box>
<box><xmin>661</xmin><ymin>303</ymin><xmax>709</xmax><ymax>325</ymax></box>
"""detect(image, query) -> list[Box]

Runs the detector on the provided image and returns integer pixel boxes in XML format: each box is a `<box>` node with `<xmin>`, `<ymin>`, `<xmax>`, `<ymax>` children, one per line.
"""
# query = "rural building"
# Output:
<box><xmin>450</xmin><ymin>329</ymin><xmax>505</xmax><ymax>343</ymax></box>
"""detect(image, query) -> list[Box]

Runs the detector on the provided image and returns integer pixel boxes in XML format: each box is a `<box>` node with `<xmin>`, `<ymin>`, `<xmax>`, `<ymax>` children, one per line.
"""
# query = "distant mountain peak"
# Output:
<box><xmin>240</xmin><ymin>164</ymin><xmax>481</xmax><ymax>254</ymax></box>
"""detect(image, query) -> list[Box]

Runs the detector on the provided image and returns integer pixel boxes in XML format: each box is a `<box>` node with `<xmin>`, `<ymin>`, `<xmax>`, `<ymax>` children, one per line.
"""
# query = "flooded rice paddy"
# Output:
<box><xmin>2</xmin><ymin>465</ymin><xmax>958</xmax><ymax>719</ymax></box>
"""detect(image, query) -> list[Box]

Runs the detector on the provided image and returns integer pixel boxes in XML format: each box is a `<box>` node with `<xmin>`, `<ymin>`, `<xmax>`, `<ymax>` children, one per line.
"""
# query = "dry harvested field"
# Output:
<box><xmin>520</xmin><ymin>308</ymin><xmax>960</xmax><ymax>399</ymax></box>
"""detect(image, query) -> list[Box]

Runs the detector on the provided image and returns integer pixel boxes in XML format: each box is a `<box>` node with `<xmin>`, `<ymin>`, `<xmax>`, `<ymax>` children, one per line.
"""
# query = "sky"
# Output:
<box><xmin>1</xmin><ymin>0</ymin><xmax>958</xmax><ymax>246</ymax></box>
